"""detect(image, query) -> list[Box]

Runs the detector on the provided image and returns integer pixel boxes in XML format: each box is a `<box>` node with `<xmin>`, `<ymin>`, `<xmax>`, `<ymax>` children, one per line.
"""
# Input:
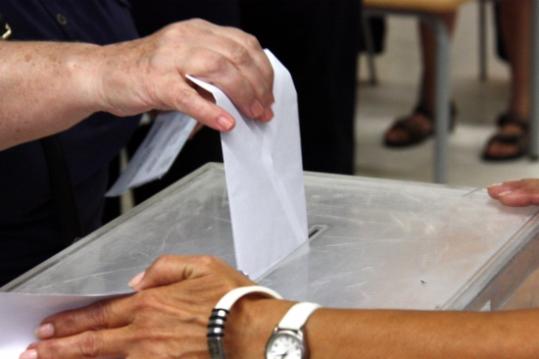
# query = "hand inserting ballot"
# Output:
<box><xmin>1</xmin><ymin>19</ymin><xmax>275</xmax><ymax>150</ymax></box>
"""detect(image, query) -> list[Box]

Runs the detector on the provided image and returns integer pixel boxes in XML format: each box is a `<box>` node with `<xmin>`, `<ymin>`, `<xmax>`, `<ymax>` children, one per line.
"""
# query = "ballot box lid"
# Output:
<box><xmin>6</xmin><ymin>164</ymin><xmax>539</xmax><ymax>310</ymax></box>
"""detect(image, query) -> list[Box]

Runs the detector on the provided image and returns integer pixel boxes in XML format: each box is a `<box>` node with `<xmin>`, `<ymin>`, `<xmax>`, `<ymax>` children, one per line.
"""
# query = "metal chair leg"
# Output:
<box><xmin>432</xmin><ymin>18</ymin><xmax>451</xmax><ymax>184</ymax></box>
<box><xmin>479</xmin><ymin>0</ymin><xmax>488</xmax><ymax>82</ymax></box>
<box><xmin>362</xmin><ymin>14</ymin><xmax>379</xmax><ymax>86</ymax></box>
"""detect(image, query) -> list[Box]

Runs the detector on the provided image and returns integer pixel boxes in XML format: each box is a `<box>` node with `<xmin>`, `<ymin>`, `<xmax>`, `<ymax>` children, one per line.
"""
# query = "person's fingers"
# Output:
<box><xmin>187</xmin><ymin>20</ymin><xmax>273</xmax><ymax>101</ymax></box>
<box><xmin>487</xmin><ymin>183</ymin><xmax>511</xmax><ymax>198</ymax></box>
<box><xmin>205</xmin><ymin>27</ymin><xmax>274</xmax><ymax>109</ymax></box>
<box><xmin>193</xmin><ymin>34</ymin><xmax>273</xmax><ymax>119</ymax></box>
<box><xmin>37</xmin><ymin>296</ymin><xmax>134</xmax><ymax>339</ymax></box>
<box><xmin>130</xmin><ymin>255</ymin><xmax>214</xmax><ymax>291</ymax></box>
<box><xmin>170</xmin><ymin>81</ymin><xmax>235</xmax><ymax>132</ymax></box>
<box><xmin>488</xmin><ymin>180</ymin><xmax>527</xmax><ymax>198</ymax></box>
<box><xmin>182</xmin><ymin>48</ymin><xmax>263</xmax><ymax>121</ymax></box>
<box><xmin>488</xmin><ymin>180</ymin><xmax>539</xmax><ymax>205</ymax></box>
<box><xmin>501</xmin><ymin>179</ymin><xmax>528</xmax><ymax>190</ymax></box>
<box><xmin>497</xmin><ymin>191</ymin><xmax>535</xmax><ymax>207</ymax></box>
<box><xmin>528</xmin><ymin>192</ymin><xmax>539</xmax><ymax>205</ymax></box>
<box><xmin>25</xmin><ymin>327</ymin><xmax>130</xmax><ymax>359</ymax></box>
<box><xmin>220</xmin><ymin>27</ymin><xmax>273</xmax><ymax>87</ymax></box>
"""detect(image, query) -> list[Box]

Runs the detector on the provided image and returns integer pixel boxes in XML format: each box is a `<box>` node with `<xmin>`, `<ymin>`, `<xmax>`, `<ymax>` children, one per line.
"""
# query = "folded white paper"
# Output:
<box><xmin>188</xmin><ymin>50</ymin><xmax>309</xmax><ymax>279</ymax></box>
<box><xmin>106</xmin><ymin>112</ymin><xmax>196</xmax><ymax>197</ymax></box>
<box><xmin>0</xmin><ymin>292</ymin><xmax>128</xmax><ymax>359</ymax></box>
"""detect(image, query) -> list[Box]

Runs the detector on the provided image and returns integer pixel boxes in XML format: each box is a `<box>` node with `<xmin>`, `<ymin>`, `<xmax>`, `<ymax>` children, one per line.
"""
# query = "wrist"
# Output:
<box><xmin>225</xmin><ymin>298</ymin><xmax>295</xmax><ymax>358</ymax></box>
<box><xmin>63</xmin><ymin>42</ymin><xmax>105</xmax><ymax>115</ymax></box>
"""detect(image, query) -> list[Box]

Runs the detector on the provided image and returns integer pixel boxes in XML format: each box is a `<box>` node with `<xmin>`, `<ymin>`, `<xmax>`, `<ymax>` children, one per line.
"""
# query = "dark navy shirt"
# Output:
<box><xmin>0</xmin><ymin>0</ymin><xmax>140</xmax><ymax>284</ymax></box>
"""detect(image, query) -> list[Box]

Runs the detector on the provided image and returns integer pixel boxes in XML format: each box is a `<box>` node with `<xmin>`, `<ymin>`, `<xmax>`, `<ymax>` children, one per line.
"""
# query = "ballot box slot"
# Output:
<box><xmin>308</xmin><ymin>224</ymin><xmax>328</xmax><ymax>241</ymax></box>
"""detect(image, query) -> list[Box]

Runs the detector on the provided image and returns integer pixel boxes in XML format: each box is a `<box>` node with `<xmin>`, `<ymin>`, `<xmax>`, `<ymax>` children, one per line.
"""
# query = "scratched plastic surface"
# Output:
<box><xmin>7</xmin><ymin>164</ymin><xmax>539</xmax><ymax>310</ymax></box>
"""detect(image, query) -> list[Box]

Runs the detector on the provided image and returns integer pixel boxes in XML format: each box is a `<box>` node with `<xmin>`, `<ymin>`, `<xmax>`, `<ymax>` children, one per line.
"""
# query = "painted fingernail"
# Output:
<box><xmin>251</xmin><ymin>100</ymin><xmax>264</xmax><ymax>118</ymax></box>
<box><xmin>20</xmin><ymin>349</ymin><xmax>38</xmax><ymax>359</ymax></box>
<box><xmin>35</xmin><ymin>323</ymin><xmax>54</xmax><ymax>339</ymax></box>
<box><xmin>217</xmin><ymin>116</ymin><xmax>234</xmax><ymax>131</ymax></box>
<box><xmin>128</xmin><ymin>271</ymin><xmax>146</xmax><ymax>289</ymax></box>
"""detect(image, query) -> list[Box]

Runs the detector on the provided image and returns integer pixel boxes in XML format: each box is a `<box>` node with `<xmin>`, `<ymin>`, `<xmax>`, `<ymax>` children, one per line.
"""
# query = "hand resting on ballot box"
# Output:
<box><xmin>488</xmin><ymin>179</ymin><xmax>539</xmax><ymax>207</ymax></box>
<box><xmin>22</xmin><ymin>255</ymin><xmax>539</xmax><ymax>359</ymax></box>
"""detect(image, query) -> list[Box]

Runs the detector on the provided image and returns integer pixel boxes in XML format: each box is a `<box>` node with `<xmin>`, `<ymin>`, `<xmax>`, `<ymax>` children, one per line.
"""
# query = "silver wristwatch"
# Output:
<box><xmin>265</xmin><ymin>302</ymin><xmax>321</xmax><ymax>359</ymax></box>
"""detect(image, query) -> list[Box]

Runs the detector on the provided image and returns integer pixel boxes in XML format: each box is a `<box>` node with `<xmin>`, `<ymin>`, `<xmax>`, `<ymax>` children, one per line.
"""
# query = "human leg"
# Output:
<box><xmin>384</xmin><ymin>12</ymin><xmax>456</xmax><ymax>147</ymax></box>
<box><xmin>482</xmin><ymin>0</ymin><xmax>532</xmax><ymax>160</ymax></box>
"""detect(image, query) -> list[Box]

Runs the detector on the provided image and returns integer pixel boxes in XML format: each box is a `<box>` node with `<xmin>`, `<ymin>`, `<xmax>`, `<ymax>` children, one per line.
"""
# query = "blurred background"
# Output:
<box><xmin>356</xmin><ymin>1</ymin><xmax>539</xmax><ymax>186</ymax></box>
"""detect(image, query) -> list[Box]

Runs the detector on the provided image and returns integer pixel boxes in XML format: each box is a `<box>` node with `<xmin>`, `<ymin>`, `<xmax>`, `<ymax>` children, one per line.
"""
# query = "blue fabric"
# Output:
<box><xmin>0</xmin><ymin>0</ymin><xmax>141</xmax><ymax>283</ymax></box>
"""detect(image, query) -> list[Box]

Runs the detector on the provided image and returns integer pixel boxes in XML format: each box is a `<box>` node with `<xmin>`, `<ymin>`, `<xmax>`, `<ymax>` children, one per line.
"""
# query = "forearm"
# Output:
<box><xmin>308</xmin><ymin>308</ymin><xmax>539</xmax><ymax>358</ymax></box>
<box><xmin>229</xmin><ymin>299</ymin><xmax>539</xmax><ymax>358</ymax></box>
<box><xmin>0</xmin><ymin>41</ymin><xmax>104</xmax><ymax>150</ymax></box>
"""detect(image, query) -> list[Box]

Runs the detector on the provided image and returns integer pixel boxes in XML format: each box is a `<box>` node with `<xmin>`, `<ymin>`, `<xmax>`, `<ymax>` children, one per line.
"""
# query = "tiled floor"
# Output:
<box><xmin>355</xmin><ymin>2</ymin><xmax>539</xmax><ymax>187</ymax></box>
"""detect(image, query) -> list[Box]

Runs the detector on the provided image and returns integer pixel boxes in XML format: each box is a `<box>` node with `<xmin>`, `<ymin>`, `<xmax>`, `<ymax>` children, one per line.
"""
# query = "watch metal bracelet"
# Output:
<box><xmin>1</xmin><ymin>23</ymin><xmax>11</xmax><ymax>40</ymax></box>
<box><xmin>207</xmin><ymin>285</ymin><xmax>283</xmax><ymax>359</ymax></box>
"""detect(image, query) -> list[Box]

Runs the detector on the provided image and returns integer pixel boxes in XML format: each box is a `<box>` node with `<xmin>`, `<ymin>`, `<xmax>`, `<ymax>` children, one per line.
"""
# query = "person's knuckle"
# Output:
<box><xmin>245</xmin><ymin>34</ymin><xmax>262</xmax><ymax>50</ymax></box>
<box><xmin>230</xmin><ymin>45</ymin><xmax>251</xmax><ymax>66</ymax></box>
<box><xmin>158</xmin><ymin>24</ymin><xmax>182</xmax><ymax>42</ymax></box>
<box><xmin>50</xmin><ymin>313</ymin><xmax>77</xmax><ymax>333</ymax></box>
<box><xmin>87</xmin><ymin>301</ymin><xmax>111</xmax><ymax>328</ymax></box>
<box><xmin>189</xmin><ymin>18</ymin><xmax>207</xmax><ymax>26</ymax></box>
<box><xmin>78</xmin><ymin>331</ymin><xmax>103</xmax><ymax>357</ymax></box>
<box><xmin>202</xmin><ymin>53</ymin><xmax>229</xmax><ymax>74</ymax></box>
<box><xmin>34</xmin><ymin>343</ymin><xmax>54</xmax><ymax>359</ymax></box>
<box><xmin>197</xmin><ymin>255</ymin><xmax>219</xmax><ymax>269</ymax></box>
<box><xmin>135</xmin><ymin>291</ymin><xmax>161</xmax><ymax>311</ymax></box>
<box><xmin>154</xmin><ymin>254</ymin><xmax>177</xmax><ymax>269</ymax></box>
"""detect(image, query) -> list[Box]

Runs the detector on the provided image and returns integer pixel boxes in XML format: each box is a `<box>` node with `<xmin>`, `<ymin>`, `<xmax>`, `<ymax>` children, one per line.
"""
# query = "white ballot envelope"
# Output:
<box><xmin>106</xmin><ymin>112</ymin><xmax>196</xmax><ymax>197</ymax></box>
<box><xmin>189</xmin><ymin>50</ymin><xmax>309</xmax><ymax>279</ymax></box>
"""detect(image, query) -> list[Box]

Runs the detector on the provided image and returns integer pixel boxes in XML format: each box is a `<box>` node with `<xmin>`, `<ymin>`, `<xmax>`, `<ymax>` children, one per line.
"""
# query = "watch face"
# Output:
<box><xmin>265</xmin><ymin>331</ymin><xmax>305</xmax><ymax>359</ymax></box>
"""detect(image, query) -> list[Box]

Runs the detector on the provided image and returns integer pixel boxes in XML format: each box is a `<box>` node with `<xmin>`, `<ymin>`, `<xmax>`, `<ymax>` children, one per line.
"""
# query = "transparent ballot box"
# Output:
<box><xmin>5</xmin><ymin>163</ymin><xmax>539</xmax><ymax>311</ymax></box>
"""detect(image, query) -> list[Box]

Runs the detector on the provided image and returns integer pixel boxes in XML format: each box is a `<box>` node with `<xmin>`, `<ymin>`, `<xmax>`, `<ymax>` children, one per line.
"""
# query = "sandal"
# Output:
<box><xmin>383</xmin><ymin>103</ymin><xmax>457</xmax><ymax>148</ymax></box>
<box><xmin>482</xmin><ymin>113</ymin><xmax>529</xmax><ymax>161</ymax></box>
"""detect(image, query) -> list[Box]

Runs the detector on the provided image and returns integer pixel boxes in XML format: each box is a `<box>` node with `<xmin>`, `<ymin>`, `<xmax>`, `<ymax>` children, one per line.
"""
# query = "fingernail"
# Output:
<box><xmin>251</xmin><ymin>100</ymin><xmax>264</xmax><ymax>118</ymax></box>
<box><xmin>262</xmin><ymin>108</ymin><xmax>274</xmax><ymax>121</ymax></box>
<box><xmin>498</xmin><ymin>191</ymin><xmax>512</xmax><ymax>196</ymax></box>
<box><xmin>35</xmin><ymin>323</ymin><xmax>54</xmax><ymax>339</ymax></box>
<box><xmin>217</xmin><ymin>116</ymin><xmax>234</xmax><ymax>131</ymax></box>
<box><xmin>128</xmin><ymin>271</ymin><xmax>146</xmax><ymax>289</ymax></box>
<box><xmin>20</xmin><ymin>349</ymin><xmax>38</xmax><ymax>359</ymax></box>
<box><xmin>489</xmin><ymin>183</ymin><xmax>503</xmax><ymax>187</ymax></box>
